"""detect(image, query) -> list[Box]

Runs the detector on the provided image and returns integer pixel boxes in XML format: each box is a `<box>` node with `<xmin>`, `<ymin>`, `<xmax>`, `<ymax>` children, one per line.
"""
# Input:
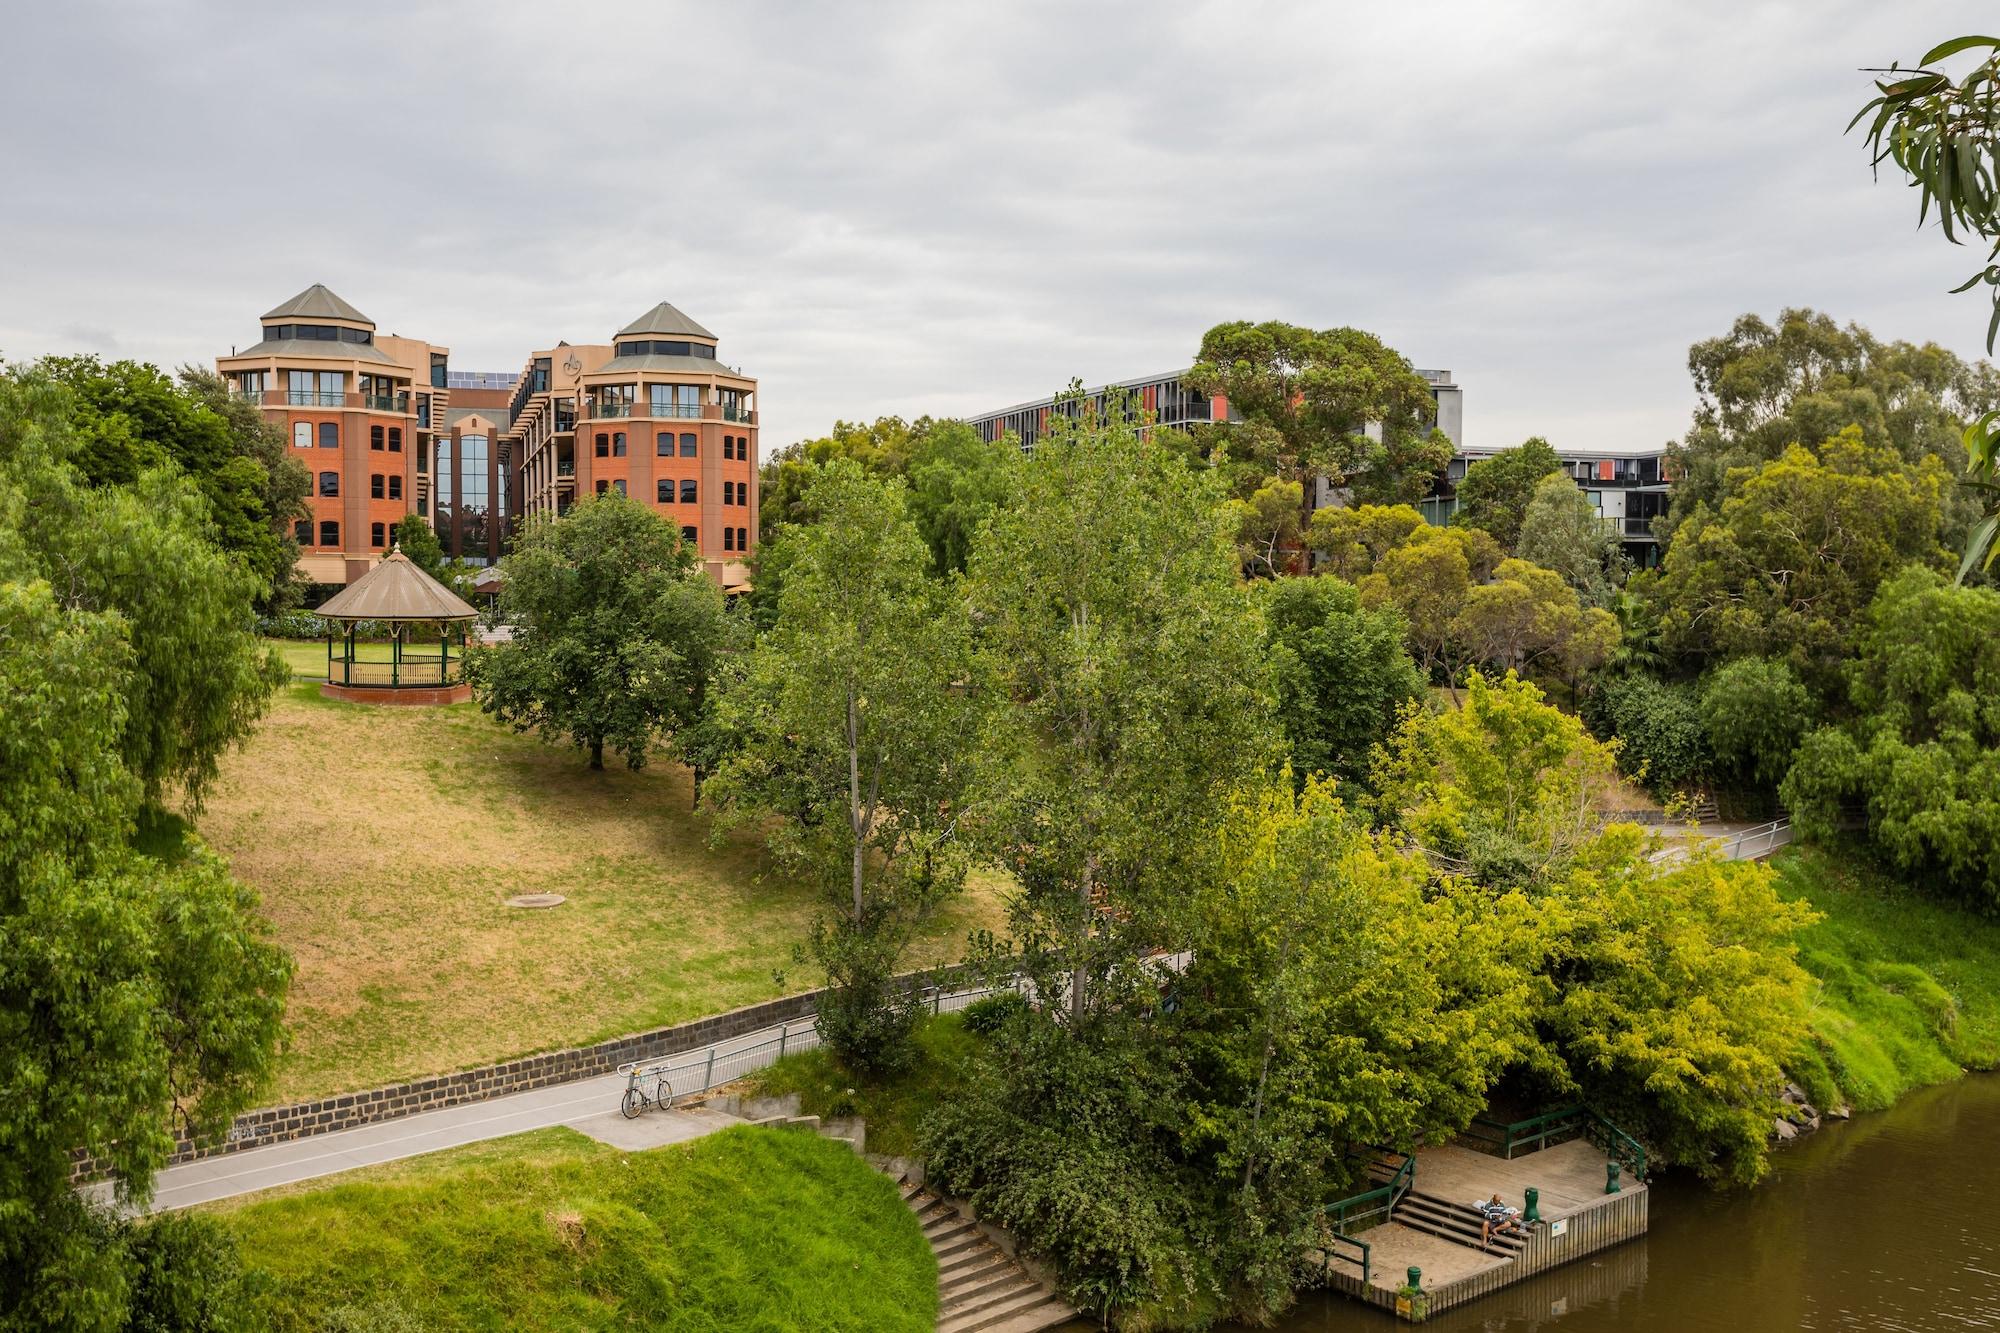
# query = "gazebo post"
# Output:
<box><xmin>345</xmin><ymin>624</ymin><xmax>356</xmax><ymax>686</ymax></box>
<box><xmin>392</xmin><ymin>622</ymin><xmax>401</xmax><ymax>689</ymax></box>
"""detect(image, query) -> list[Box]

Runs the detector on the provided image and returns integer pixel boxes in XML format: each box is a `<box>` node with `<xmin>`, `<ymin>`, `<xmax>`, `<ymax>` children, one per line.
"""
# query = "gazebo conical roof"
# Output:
<box><xmin>316</xmin><ymin>549</ymin><xmax>479</xmax><ymax>622</ymax></box>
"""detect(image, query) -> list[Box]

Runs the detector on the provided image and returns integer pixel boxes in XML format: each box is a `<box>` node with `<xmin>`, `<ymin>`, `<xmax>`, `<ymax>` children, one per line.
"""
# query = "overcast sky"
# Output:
<box><xmin>1</xmin><ymin>1</ymin><xmax>1993</xmax><ymax>453</ymax></box>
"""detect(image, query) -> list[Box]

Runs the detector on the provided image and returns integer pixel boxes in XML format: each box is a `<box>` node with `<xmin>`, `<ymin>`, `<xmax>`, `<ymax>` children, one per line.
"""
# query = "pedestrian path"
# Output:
<box><xmin>92</xmin><ymin>1070</ymin><xmax>735</xmax><ymax>1214</ymax></box>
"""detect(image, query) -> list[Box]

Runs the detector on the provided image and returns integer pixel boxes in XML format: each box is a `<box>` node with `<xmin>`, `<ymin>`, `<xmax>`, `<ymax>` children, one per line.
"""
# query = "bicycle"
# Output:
<box><xmin>619</xmin><ymin>1061</ymin><xmax>674</xmax><ymax>1119</ymax></box>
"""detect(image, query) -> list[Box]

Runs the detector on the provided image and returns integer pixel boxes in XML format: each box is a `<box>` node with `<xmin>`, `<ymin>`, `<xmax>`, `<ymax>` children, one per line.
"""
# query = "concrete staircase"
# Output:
<box><xmin>898</xmin><ymin>1176</ymin><xmax>1076</xmax><ymax>1333</ymax></box>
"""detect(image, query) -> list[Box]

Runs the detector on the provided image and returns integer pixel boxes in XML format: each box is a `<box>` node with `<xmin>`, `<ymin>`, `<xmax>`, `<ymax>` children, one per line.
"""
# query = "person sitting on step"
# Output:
<box><xmin>1475</xmin><ymin>1194</ymin><xmax>1526</xmax><ymax>1248</ymax></box>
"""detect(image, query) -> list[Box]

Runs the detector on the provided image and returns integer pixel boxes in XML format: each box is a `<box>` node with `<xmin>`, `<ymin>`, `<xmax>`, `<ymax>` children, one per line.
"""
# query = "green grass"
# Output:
<box><xmin>1776</xmin><ymin>843</ymin><xmax>2000</xmax><ymax>1113</ymax></box>
<box><xmin>747</xmin><ymin>1014</ymin><xmax>983</xmax><ymax>1156</ymax></box>
<box><xmin>210</xmin><ymin>1125</ymin><xmax>936</xmax><ymax>1332</ymax></box>
<box><xmin>267</xmin><ymin>637</ymin><xmax>401</xmax><ymax>681</ymax></box>
<box><xmin>196</xmin><ymin>684</ymin><xmax>1008</xmax><ymax>1101</ymax></box>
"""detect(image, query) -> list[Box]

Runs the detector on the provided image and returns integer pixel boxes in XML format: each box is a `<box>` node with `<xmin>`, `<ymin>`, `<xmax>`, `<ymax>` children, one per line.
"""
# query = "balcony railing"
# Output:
<box><xmin>649</xmin><ymin>402</ymin><xmax>705</xmax><ymax>419</ymax></box>
<box><xmin>591</xmin><ymin>401</ymin><xmax>634</xmax><ymax>418</ymax></box>
<box><xmin>556</xmin><ymin>462</ymin><xmax>576</xmax><ymax>477</ymax></box>
<box><xmin>362</xmin><ymin>392</ymin><xmax>411</xmax><ymax>413</ymax></box>
<box><xmin>722</xmin><ymin>404</ymin><xmax>752</xmax><ymax>422</ymax></box>
<box><xmin>248</xmin><ymin>390</ymin><xmax>414</xmax><ymax>411</ymax></box>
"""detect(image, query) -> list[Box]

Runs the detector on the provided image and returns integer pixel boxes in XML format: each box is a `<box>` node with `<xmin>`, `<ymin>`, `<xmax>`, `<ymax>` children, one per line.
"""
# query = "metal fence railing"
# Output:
<box><xmin>1650</xmin><ymin>817</ymin><xmax>1792</xmax><ymax>867</ymax></box>
<box><xmin>619</xmin><ymin>981</ymin><xmax>1014</xmax><ymax>1103</ymax></box>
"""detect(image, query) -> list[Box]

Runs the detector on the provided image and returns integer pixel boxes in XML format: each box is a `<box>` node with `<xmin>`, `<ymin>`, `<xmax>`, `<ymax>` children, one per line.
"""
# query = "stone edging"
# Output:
<box><xmin>72</xmin><ymin>987</ymin><xmax>828</xmax><ymax>1182</ymax></box>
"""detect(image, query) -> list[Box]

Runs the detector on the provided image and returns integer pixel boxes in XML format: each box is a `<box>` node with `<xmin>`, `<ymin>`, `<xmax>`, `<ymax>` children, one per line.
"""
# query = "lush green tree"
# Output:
<box><xmin>0</xmin><ymin>573</ymin><xmax>289</xmax><ymax>1328</ymax></box>
<box><xmin>1664</xmin><ymin>310</ymin><xmax>1995</xmax><ymax>550</ymax></box>
<box><xmin>1305</xmin><ymin>502</ymin><xmax>1425</xmax><ymax>580</ymax></box>
<box><xmin>35</xmin><ymin>357</ymin><xmax>310</xmax><ymax>614</ymax></box>
<box><xmin>757</xmin><ymin>416</ymin><xmax>927</xmax><ymax>545</ymax></box>
<box><xmin>903</xmin><ymin>418</ymin><xmax>1015</xmax><ymax>577</ymax></box>
<box><xmin>1517</xmin><ymin>471</ymin><xmax>1625</xmax><ymax>605</ymax></box>
<box><xmin>1451</xmin><ymin>437</ymin><xmax>1562</xmax><ymax>548</ymax></box>
<box><xmin>1534</xmin><ymin>831</ymin><xmax>1816</xmax><ymax>1186</ymax></box>
<box><xmin>1259</xmin><ymin>577</ymin><xmax>1424</xmax><ymax>787</ymax></box>
<box><xmin>1355</xmin><ymin>525</ymin><xmax>1500</xmax><ymax>694</ymax></box>
<box><xmin>0</xmin><ymin>370</ymin><xmax>290</xmax><ymax>811</ymax></box>
<box><xmin>966</xmin><ymin>396</ymin><xmax>1275</xmax><ymax>1026</ymax></box>
<box><xmin>1451</xmin><ymin>557</ymin><xmax>1620</xmax><ymax>691</ymax></box>
<box><xmin>705</xmin><ymin>461</ymin><xmax>978</xmax><ymax>1069</ymax></box>
<box><xmin>1226</xmin><ymin>477</ymin><xmax>1304</xmax><ymax>578</ymax></box>
<box><xmin>1185</xmin><ymin>322</ymin><xmax>1449</xmax><ymax>494</ymax></box>
<box><xmin>465</xmin><ymin>493</ymin><xmax>733</xmax><ymax>771</ymax></box>
<box><xmin>1174</xmin><ymin>778</ymin><xmax>1537</xmax><ymax>1313</ymax></box>
<box><xmin>1700</xmin><ymin>656</ymin><xmax>1816</xmax><ymax>791</ymax></box>
<box><xmin>1782</xmin><ymin>565</ymin><xmax>2000</xmax><ymax>907</ymax></box>
<box><xmin>1374</xmin><ymin>671</ymin><xmax>1620</xmax><ymax>889</ymax></box>
<box><xmin>1649</xmin><ymin>426</ymin><xmax>1950</xmax><ymax>686</ymax></box>
<box><xmin>1585</xmin><ymin>672</ymin><xmax>1711</xmax><ymax>799</ymax></box>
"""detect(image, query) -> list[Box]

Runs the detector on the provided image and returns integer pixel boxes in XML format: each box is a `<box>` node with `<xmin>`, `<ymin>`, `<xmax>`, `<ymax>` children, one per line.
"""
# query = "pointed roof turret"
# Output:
<box><xmin>263</xmin><ymin>283</ymin><xmax>373</xmax><ymax>325</ymax></box>
<box><xmin>315</xmin><ymin>548</ymin><xmax>478</xmax><ymax>622</ymax></box>
<box><xmin>617</xmin><ymin>301</ymin><xmax>715</xmax><ymax>340</ymax></box>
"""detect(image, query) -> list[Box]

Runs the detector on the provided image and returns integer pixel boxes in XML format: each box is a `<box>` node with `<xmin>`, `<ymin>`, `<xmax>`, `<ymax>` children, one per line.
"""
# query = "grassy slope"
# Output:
<box><xmin>212</xmin><ymin>1125</ymin><xmax>936</xmax><ymax>1333</ymax></box>
<box><xmin>202</xmin><ymin>682</ymin><xmax>1006</xmax><ymax>1101</ymax></box>
<box><xmin>749</xmin><ymin>1014</ymin><xmax>983</xmax><ymax>1156</ymax></box>
<box><xmin>1776</xmin><ymin>843</ymin><xmax>2000</xmax><ymax>1113</ymax></box>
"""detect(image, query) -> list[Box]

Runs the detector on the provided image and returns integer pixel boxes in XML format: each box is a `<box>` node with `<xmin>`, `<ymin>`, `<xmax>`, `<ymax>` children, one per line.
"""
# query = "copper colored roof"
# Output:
<box><xmin>315</xmin><ymin>549</ymin><xmax>479</xmax><ymax>621</ymax></box>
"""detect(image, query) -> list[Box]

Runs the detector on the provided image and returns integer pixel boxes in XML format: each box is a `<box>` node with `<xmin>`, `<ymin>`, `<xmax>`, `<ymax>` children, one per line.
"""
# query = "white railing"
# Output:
<box><xmin>1649</xmin><ymin>817</ymin><xmax>1793</xmax><ymax>867</ymax></box>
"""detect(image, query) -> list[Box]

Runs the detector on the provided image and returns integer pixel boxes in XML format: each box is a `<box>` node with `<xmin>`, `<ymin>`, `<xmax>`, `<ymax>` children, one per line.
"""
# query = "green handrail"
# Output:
<box><xmin>1322</xmin><ymin>1232</ymin><xmax>1371</xmax><ymax>1286</ymax></box>
<box><xmin>1324</xmin><ymin>1150</ymin><xmax>1414</xmax><ymax>1232</ymax></box>
<box><xmin>1585</xmin><ymin>1111</ymin><xmax>1648</xmax><ymax>1181</ymax></box>
<box><xmin>1466</xmin><ymin>1105</ymin><xmax>1647</xmax><ymax>1179</ymax></box>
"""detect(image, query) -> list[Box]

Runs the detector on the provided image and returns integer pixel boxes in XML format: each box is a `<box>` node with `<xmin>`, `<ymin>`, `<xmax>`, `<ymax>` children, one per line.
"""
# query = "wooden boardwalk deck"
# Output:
<box><xmin>1322</xmin><ymin>1138</ymin><xmax>1649</xmax><ymax>1319</ymax></box>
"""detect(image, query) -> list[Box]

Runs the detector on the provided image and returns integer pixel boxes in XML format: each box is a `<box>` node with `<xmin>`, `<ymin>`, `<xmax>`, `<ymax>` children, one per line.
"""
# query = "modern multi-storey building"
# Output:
<box><xmin>502</xmin><ymin>302</ymin><xmax>758</xmax><ymax>588</ymax></box>
<box><xmin>220</xmin><ymin>287</ymin><xmax>757</xmax><ymax>592</ymax></box>
<box><xmin>1420</xmin><ymin>443</ymin><xmax>1671</xmax><ymax>568</ymax></box>
<box><xmin>965</xmin><ymin>366</ymin><xmax>1465</xmax><ymax>453</ymax></box>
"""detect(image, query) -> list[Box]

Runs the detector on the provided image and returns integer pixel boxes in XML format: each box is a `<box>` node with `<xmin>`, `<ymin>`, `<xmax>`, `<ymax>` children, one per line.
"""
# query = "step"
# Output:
<box><xmin>932</xmin><ymin>1227</ymin><xmax>991</xmax><ymax>1262</ymax></box>
<box><xmin>940</xmin><ymin>1284</ymin><xmax>1071</xmax><ymax>1333</ymax></box>
<box><xmin>943</xmin><ymin>1269</ymin><xmax>1037</xmax><ymax>1316</ymax></box>
<box><xmin>938</xmin><ymin>1244</ymin><xmax>1010</xmax><ymax>1284</ymax></box>
<box><xmin>916</xmin><ymin>1198</ymin><xmax>958</xmax><ymax>1225</ymax></box>
<box><xmin>1393</xmin><ymin>1205</ymin><xmax>1528</xmax><ymax>1256</ymax></box>
<box><xmin>1394</xmin><ymin>1199</ymin><xmax>1527</xmax><ymax>1246</ymax></box>
<box><xmin>898</xmin><ymin>1178</ymin><xmax>924</xmax><ymax>1201</ymax></box>
<box><xmin>963</xmin><ymin>1303</ymin><xmax>1079</xmax><ymax>1333</ymax></box>
<box><xmin>927</xmin><ymin>1220</ymin><xmax>980</xmax><ymax>1250</ymax></box>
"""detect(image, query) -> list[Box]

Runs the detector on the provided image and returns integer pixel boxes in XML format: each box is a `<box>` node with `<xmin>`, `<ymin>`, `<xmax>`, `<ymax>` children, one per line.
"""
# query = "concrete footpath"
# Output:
<box><xmin>89</xmin><ymin>1071</ymin><xmax>739</xmax><ymax>1215</ymax></box>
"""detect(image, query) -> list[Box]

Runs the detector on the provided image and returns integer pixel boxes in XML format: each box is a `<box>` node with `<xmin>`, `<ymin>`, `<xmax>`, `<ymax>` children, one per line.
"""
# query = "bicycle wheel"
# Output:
<box><xmin>655</xmin><ymin>1078</ymin><xmax>673</xmax><ymax>1109</ymax></box>
<box><xmin>621</xmin><ymin>1085</ymin><xmax>645</xmax><ymax>1119</ymax></box>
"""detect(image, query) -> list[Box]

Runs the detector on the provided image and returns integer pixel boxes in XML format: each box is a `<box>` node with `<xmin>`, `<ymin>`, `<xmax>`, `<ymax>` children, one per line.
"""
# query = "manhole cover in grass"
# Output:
<box><xmin>505</xmin><ymin>893</ymin><xmax>566</xmax><ymax>910</ymax></box>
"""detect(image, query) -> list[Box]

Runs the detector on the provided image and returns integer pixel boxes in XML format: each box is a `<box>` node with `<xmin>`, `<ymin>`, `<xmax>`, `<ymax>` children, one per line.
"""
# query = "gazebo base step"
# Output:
<box><xmin>320</xmin><ymin>681</ymin><xmax>471</xmax><ymax>706</ymax></box>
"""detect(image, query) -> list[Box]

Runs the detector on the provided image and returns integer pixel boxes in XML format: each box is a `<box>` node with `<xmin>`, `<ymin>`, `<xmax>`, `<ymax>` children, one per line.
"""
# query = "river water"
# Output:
<box><xmin>1241</xmin><ymin>1073</ymin><xmax>2000</xmax><ymax>1332</ymax></box>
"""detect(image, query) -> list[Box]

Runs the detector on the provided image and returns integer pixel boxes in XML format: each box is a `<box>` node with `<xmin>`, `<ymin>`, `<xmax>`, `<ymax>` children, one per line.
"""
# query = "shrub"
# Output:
<box><xmin>1700</xmin><ymin>656</ymin><xmax>1815</xmax><ymax>791</ymax></box>
<box><xmin>1586</xmin><ymin>672</ymin><xmax>1710</xmax><ymax>797</ymax></box>
<box><xmin>958</xmin><ymin>991</ymin><xmax>1028</xmax><ymax>1036</ymax></box>
<box><xmin>123</xmin><ymin>1212</ymin><xmax>264</xmax><ymax>1333</ymax></box>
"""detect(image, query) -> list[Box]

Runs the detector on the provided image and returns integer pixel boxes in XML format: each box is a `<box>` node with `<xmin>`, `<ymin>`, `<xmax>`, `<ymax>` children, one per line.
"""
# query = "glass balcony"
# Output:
<box><xmin>721</xmin><ymin>404</ymin><xmax>753</xmax><ymax>422</ymax></box>
<box><xmin>556</xmin><ymin>461</ymin><xmax>576</xmax><ymax>477</ymax></box>
<box><xmin>592</xmin><ymin>401</ymin><xmax>634</xmax><ymax>418</ymax></box>
<box><xmin>362</xmin><ymin>392</ymin><xmax>411</xmax><ymax>413</ymax></box>
<box><xmin>284</xmin><ymin>389</ymin><xmax>349</xmax><ymax>407</ymax></box>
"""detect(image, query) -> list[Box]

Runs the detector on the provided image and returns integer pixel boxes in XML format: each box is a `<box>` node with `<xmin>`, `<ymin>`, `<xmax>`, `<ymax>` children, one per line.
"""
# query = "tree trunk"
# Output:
<box><xmin>847</xmin><ymin>683</ymin><xmax>865</xmax><ymax>925</ymax></box>
<box><xmin>589</xmin><ymin>736</ymin><xmax>604</xmax><ymax>770</ymax></box>
<box><xmin>1073</xmin><ymin>855</ymin><xmax>1094</xmax><ymax>1028</ymax></box>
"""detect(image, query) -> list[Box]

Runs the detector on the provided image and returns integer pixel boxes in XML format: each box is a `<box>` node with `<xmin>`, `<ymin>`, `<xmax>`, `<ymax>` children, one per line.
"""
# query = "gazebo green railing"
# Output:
<box><xmin>326</xmin><ymin>622</ymin><xmax>470</xmax><ymax>689</ymax></box>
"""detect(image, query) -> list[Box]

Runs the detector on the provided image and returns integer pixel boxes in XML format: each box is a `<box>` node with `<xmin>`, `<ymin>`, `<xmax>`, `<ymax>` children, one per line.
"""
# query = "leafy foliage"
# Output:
<box><xmin>1451</xmin><ymin>558</ymin><xmax>1619</xmax><ymax>690</ymax></box>
<box><xmin>1259</xmin><ymin>577</ymin><xmax>1424</xmax><ymax>787</ymax></box>
<box><xmin>1585</xmin><ymin>672</ymin><xmax>1711</xmax><ymax>798</ymax></box>
<box><xmin>1450</xmin><ymin>437</ymin><xmax>1562</xmax><ymax>548</ymax></box>
<box><xmin>707</xmin><ymin>461</ymin><xmax>978</xmax><ymax>1070</ymax></box>
<box><xmin>1782</xmin><ymin>566</ymin><xmax>2000</xmax><ymax>908</ymax></box>
<box><xmin>465</xmin><ymin>494</ymin><xmax>734</xmax><ymax>771</ymax></box>
<box><xmin>1517</xmin><ymin>470</ymin><xmax>1625</xmax><ymax>606</ymax></box>
<box><xmin>1699</xmin><ymin>656</ymin><xmax>1816</xmax><ymax>791</ymax></box>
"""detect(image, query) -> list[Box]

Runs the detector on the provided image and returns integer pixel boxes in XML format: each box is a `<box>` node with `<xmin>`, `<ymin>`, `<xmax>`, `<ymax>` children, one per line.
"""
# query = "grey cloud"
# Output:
<box><xmin>0</xmin><ymin>0</ymin><xmax>1992</xmax><ymax>453</ymax></box>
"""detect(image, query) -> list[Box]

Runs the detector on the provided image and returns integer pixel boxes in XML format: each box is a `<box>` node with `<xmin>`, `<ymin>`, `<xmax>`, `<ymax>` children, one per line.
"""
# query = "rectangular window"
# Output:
<box><xmin>319</xmin><ymin>370</ymin><xmax>343</xmax><ymax>406</ymax></box>
<box><xmin>293</xmin><ymin>421</ymin><xmax>311</xmax><ymax>448</ymax></box>
<box><xmin>371</xmin><ymin>522</ymin><xmax>386</xmax><ymax>548</ymax></box>
<box><xmin>723</xmin><ymin>480</ymin><xmax>734</xmax><ymax>505</ymax></box>
<box><xmin>294</xmin><ymin>519</ymin><xmax>311</xmax><ymax>545</ymax></box>
<box><xmin>288</xmin><ymin>369</ymin><xmax>314</xmax><ymax>405</ymax></box>
<box><xmin>613</xmin><ymin>479</ymin><xmax>627</xmax><ymax>496</ymax></box>
<box><xmin>723</xmin><ymin>435</ymin><xmax>735</xmax><ymax>461</ymax></box>
<box><xmin>657</xmin><ymin>479</ymin><xmax>671</xmax><ymax>503</ymax></box>
<box><xmin>371</xmin><ymin>474</ymin><xmax>385</xmax><ymax>499</ymax></box>
<box><xmin>319</xmin><ymin>421</ymin><xmax>338</xmax><ymax>449</ymax></box>
<box><xmin>737</xmin><ymin>527</ymin><xmax>747</xmax><ymax>550</ymax></box>
<box><xmin>418</xmin><ymin>496</ymin><xmax>428</xmax><ymax>518</ymax></box>
<box><xmin>680</xmin><ymin>478</ymin><xmax>696</xmax><ymax>503</ymax></box>
<box><xmin>595</xmin><ymin>433</ymin><xmax>609</xmax><ymax>457</ymax></box>
<box><xmin>389</xmin><ymin>475</ymin><xmax>402</xmax><ymax>500</ymax></box>
<box><xmin>371</xmin><ymin>425</ymin><xmax>385</xmax><ymax>451</ymax></box>
<box><xmin>680</xmin><ymin>432</ymin><xmax>697</xmax><ymax>458</ymax></box>
<box><xmin>657</xmin><ymin>431</ymin><xmax>673</xmax><ymax>456</ymax></box>
<box><xmin>417</xmin><ymin>444</ymin><xmax>429</xmax><ymax>475</ymax></box>
<box><xmin>319</xmin><ymin>471</ymin><xmax>339</xmax><ymax>497</ymax></box>
<box><xmin>724</xmin><ymin>527</ymin><xmax>735</xmax><ymax>551</ymax></box>
<box><xmin>596</xmin><ymin>480</ymin><xmax>608</xmax><ymax>495</ymax></box>
<box><xmin>681</xmin><ymin>525</ymin><xmax>698</xmax><ymax>543</ymax></box>
<box><xmin>612</xmin><ymin>432</ymin><xmax>627</xmax><ymax>457</ymax></box>
<box><xmin>319</xmin><ymin>520</ymin><xmax>339</xmax><ymax>547</ymax></box>
<box><xmin>388</xmin><ymin>427</ymin><xmax>402</xmax><ymax>452</ymax></box>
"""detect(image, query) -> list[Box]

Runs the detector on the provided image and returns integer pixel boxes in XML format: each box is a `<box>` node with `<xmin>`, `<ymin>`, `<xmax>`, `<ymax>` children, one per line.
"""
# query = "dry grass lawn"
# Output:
<box><xmin>201</xmin><ymin>682</ymin><xmax>1007</xmax><ymax>1102</ymax></box>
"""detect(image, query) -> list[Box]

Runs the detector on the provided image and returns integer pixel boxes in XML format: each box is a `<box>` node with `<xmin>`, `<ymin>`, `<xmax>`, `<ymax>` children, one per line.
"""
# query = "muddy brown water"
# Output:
<box><xmin>1235</xmin><ymin>1073</ymin><xmax>2000</xmax><ymax>1332</ymax></box>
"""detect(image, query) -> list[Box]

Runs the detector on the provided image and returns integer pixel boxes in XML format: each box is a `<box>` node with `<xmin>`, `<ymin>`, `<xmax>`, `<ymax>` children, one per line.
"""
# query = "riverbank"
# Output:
<box><xmin>1775</xmin><ymin>843</ymin><xmax>2000</xmax><ymax>1115</ymax></box>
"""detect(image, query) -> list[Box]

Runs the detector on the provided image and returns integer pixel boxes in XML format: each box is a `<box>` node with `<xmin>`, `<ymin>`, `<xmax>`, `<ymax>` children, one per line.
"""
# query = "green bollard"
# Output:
<box><xmin>1523</xmin><ymin>1187</ymin><xmax>1541</xmax><ymax>1224</ymax></box>
<box><xmin>1407</xmin><ymin>1266</ymin><xmax>1422</xmax><ymax>1291</ymax></box>
<box><xmin>1605</xmin><ymin>1160</ymin><xmax>1622</xmax><ymax>1194</ymax></box>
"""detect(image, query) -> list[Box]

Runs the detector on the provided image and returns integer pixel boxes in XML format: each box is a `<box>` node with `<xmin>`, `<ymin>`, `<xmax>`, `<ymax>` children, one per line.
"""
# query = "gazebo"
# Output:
<box><xmin>314</xmin><ymin>547</ymin><xmax>480</xmax><ymax>705</ymax></box>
